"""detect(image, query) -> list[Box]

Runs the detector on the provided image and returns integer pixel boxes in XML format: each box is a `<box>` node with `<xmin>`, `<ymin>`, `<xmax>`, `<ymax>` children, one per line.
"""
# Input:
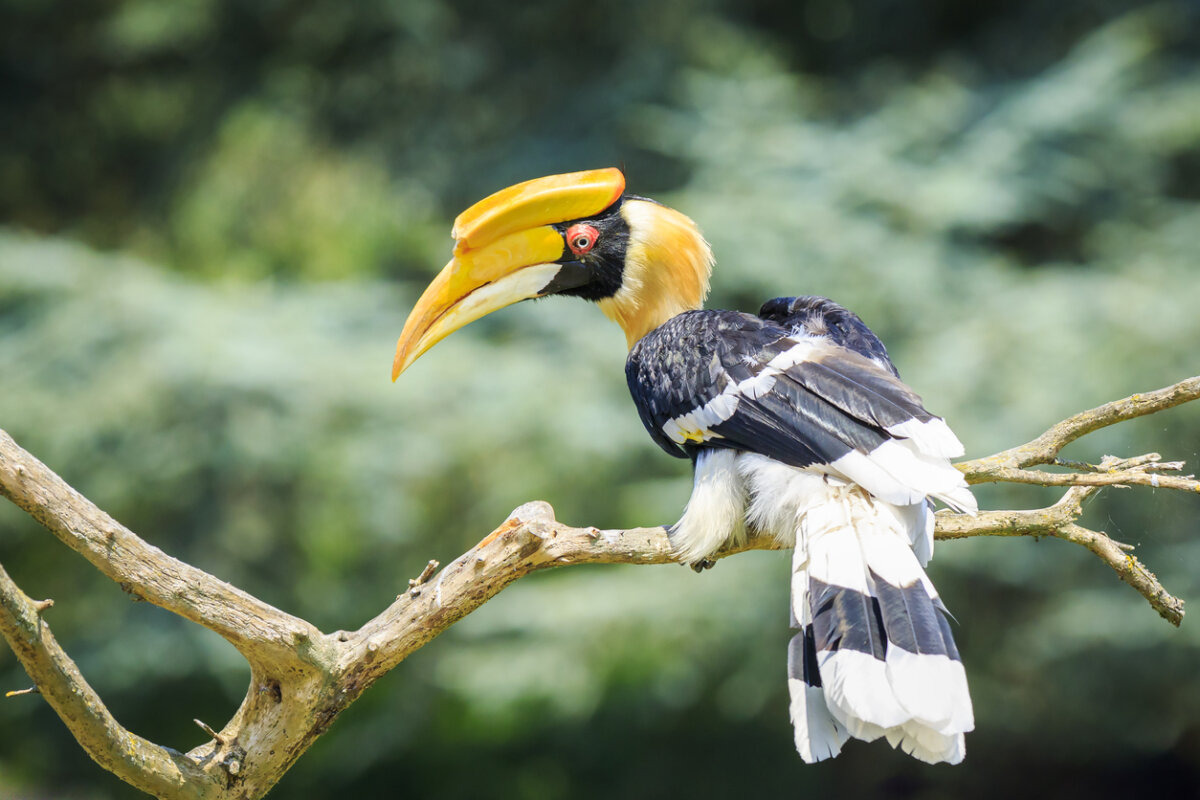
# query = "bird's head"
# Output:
<box><xmin>392</xmin><ymin>168</ymin><xmax>713</xmax><ymax>380</ymax></box>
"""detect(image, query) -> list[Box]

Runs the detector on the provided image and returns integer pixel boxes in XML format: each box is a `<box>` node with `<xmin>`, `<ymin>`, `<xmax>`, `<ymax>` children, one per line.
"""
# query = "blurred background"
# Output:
<box><xmin>1</xmin><ymin>0</ymin><xmax>1199</xmax><ymax>797</ymax></box>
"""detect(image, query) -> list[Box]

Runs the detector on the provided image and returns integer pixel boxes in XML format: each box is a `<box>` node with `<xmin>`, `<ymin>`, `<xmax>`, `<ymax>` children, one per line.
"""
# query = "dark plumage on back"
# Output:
<box><xmin>759</xmin><ymin>295</ymin><xmax>898</xmax><ymax>376</ymax></box>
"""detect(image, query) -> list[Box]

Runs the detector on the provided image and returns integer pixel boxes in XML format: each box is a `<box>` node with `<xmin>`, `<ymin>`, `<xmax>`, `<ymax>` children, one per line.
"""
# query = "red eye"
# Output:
<box><xmin>566</xmin><ymin>223</ymin><xmax>599</xmax><ymax>256</ymax></box>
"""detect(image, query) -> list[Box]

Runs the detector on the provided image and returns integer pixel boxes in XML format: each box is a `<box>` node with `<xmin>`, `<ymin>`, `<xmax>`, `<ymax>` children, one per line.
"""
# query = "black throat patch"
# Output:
<box><xmin>540</xmin><ymin>199</ymin><xmax>631</xmax><ymax>301</ymax></box>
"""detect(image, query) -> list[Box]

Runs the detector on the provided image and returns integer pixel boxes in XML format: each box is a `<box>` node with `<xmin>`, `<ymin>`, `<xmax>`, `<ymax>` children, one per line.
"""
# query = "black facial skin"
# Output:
<box><xmin>538</xmin><ymin>196</ymin><xmax>634</xmax><ymax>301</ymax></box>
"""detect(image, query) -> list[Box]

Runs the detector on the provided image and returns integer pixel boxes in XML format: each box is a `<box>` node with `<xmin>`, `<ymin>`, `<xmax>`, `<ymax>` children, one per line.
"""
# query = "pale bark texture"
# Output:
<box><xmin>1</xmin><ymin>376</ymin><xmax>1196</xmax><ymax>798</ymax></box>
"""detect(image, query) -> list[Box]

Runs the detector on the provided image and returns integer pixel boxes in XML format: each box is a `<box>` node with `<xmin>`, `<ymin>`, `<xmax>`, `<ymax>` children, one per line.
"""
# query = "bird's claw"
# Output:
<box><xmin>664</xmin><ymin>523</ymin><xmax>716</xmax><ymax>572</ymax></box>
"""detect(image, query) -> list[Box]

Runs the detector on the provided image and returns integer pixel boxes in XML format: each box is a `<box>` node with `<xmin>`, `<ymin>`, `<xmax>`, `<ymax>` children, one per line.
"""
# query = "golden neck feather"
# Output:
<box><xmin>598</xmin><ymin>199</ymin><xmax>714</xmax><ymax>348</ymax></box>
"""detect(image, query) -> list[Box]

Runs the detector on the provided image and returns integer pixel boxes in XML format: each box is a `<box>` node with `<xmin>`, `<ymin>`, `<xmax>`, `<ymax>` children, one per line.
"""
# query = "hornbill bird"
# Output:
<box><xmin>392</xmin><ymin>168</ymin><xmax>977</xmax><ymax>764</ymax></box>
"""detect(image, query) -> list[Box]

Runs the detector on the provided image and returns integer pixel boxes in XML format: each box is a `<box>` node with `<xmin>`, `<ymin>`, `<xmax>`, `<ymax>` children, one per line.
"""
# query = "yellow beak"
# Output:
<box><xmin>392</xmin><ymin>168</ymin><xmax>625</xmax><ymax>380</ymax></box>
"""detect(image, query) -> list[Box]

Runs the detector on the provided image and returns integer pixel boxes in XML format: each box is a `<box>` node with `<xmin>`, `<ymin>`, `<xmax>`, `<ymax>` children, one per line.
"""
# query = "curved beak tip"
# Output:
<box><xmin>391</xmin><ymin>340</ymin><xmax>416</xmax><ymax>382</ymax></box>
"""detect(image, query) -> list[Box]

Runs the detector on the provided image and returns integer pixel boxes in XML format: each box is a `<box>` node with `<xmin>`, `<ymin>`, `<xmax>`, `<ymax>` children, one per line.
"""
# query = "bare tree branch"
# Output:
<box><xmin>934</xmin><ymin>477</ymin><xmax>1185</xmax><ymax>626</ymax></box>
<box><xmin>0</xmin><ymin>375</ymin><xmax>1196</xmax><ymax>798</ymax></box>
<box><xmin>0</xmin><ymin>562</ymin><xmax>221</xmax><ymax>799</ymax></box>
<box><xmin>960</xmin><ymin>376</ymin><xmax>1200</xmax><ymax>476</ymax></box>
<box><xmin>0</xmin><ymin>430</ymin><xmax>323</xmax><ymax>669</ymax></box>
<box><xmin>966</xmin><ymin>465</ymin><xmax>1198</xmax><ymax>492</ymax></box>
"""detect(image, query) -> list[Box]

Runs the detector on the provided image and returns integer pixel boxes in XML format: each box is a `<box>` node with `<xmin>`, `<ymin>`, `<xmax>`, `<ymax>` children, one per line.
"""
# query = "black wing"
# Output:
<box><xmin>625</xmin><ymin>308</ymin><xmax>946</xmax><ymax>475</ymax></box>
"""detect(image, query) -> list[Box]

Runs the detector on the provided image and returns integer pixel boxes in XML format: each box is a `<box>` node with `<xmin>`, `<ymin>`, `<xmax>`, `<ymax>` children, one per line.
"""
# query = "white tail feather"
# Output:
<box><xmin>790</xmin><ymin>477</ymin><xmax>973</xmax><ymax>764</ymax></box>
<box><xmin>737</xmin><ymin>451</ymin><xmax>975</xmax><ymax>765</ymax></box>
<box><xmin>886</xmin><ymin>725</ymin><xmax>966</xmax><ymax>765</ymax></box>
<box><xmin>819</xmin><ymin>649</ymin><xmax>913</xmax><ymax>733</ymax></box>
<box><xmin>788</xmin><ymin>679</ymin><xmax>849</xmax><ymax>763</ymax></box>
<box><xmin>856</xmin><ymin>519</ymin><xmax>975</xmax><ymax>736</ymax></box>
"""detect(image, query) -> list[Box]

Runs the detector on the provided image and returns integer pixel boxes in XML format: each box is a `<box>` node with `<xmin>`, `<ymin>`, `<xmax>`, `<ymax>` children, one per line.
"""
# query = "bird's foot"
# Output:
<box><xmin>664</xmin><ymin>523</ymin><xmax>719</xmax><ymax>572</ymax></box>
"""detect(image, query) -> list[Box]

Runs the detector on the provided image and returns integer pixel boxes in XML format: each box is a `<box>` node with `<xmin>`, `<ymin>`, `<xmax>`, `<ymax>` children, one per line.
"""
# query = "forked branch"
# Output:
<box><xmin>960</xmin><ymin>375</ymin><xmax>1200</xmax><ymax>479</ymax></box>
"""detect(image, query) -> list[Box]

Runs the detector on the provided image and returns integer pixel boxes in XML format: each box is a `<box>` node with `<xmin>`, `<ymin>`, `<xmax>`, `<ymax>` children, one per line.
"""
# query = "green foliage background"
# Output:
<box><xmin>1</xmin><ymin>0</ymin><xmax>1199</xmax><ymax>797</ymax></box>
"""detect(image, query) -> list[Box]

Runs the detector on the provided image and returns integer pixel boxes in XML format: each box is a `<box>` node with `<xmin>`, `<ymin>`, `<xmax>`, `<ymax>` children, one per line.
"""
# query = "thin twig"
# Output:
<box><xmin>404</xmin><ymin>559</ymin><xmax>441</xmax><ymax>597</ymax></box>
<box><xmin>194</xmin><ymin>718</ymin><xmax>226</xmax><ymax>745</ymax></box>
<box><xmin>973</xmin><ymin>466</ymin><xmax>1198</xmax><ymax>492</ymax></box>
<box><xmin>409</xmin><ymin>560</ymin><xmax>440</xmax><ymax>588</ymax></box>
<box><xmin>1055</xmin><ymin>522</ymin><xmax>1185</xmax><ymax>625</ymax></box>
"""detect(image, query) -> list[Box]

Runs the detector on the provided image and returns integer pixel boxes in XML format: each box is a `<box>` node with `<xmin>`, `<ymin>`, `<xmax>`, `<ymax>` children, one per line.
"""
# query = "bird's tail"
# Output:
<box><xmin>787</xmin><ymin>486</ymin><xmax>973</xmax><ymax>764</ymax></box>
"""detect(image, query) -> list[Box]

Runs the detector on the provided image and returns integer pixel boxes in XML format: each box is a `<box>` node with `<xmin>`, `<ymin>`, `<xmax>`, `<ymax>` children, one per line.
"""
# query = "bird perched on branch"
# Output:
<box><xmin>392</xmin><ymin>168</ymin><xmax>977</xmax><ymax>764</ymax></box>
